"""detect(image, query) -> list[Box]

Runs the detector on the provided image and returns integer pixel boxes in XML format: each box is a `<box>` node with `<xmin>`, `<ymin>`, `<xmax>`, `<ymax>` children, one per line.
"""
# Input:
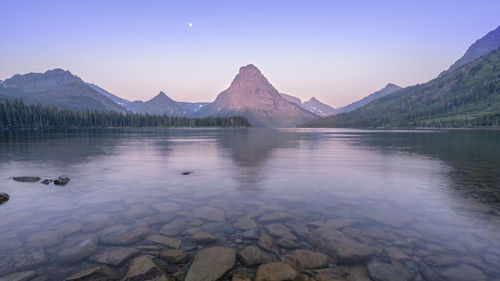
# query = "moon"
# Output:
<box><xmin>188</xmin><ymin>23</ymin><xmax>193</xmax><ymax>28</ymax></box>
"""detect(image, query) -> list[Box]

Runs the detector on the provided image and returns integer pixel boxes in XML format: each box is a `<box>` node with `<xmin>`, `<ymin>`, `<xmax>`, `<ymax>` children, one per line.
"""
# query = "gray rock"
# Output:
<box><xmin>100</xmin><ymin>223</ymin><xmax>149</xmax><ymax>245</ymax></box>
<box><xmin>147</xmin><ymin>234</ymin><xmax>182</xmax><ymax>249</ymax></box>
<box><xmin>439</xmin><ymin>264</ymin><xmax>486</xmax><ymax>281</ymax></box>
<box><xmin>258</xmin><ymin>212</ymin><xmax>291</xmax><ymax>223</ymax></box>
<box><xmin>54</xmin><ymin>175</ymin><xmax>70</xmax><ymax>185</ymax></box>
<box><xmin>233</xmin><ymin>217</ymin><xmax>257</xmax><ymax>230</ymax></box>
<box><xmin>0</xmin><ymin>193</ymin><xmax>9</xmax><ymax>204</ymax></box>
<box><xmin>122</xmin><ymin>255</ymin><xmax>171</xmax><ymax>281</ymax></box>
<box><xmin>258</xmin><ymin>232</ymin><xmax>278</xmax><ymax>254</ymax></box>
<box><xmin>12</xmin><ymin>176</ymin><xmax>40</xmax><ymax>183</ymax></box>
<box><xmin>238</xmin><ymin>246</ymin><xmax>273</xmax><ymax>267</ymax></box>
<box><xmin>57</xmin><ymin>235</ymin><xmax>98</xmax><ymax>263</ymax></box>
<box><xmin>64</xmin><ymin>265</ymin><xmax>118</xmax><ymax>281</ymax></box>
<box><xmin>367</xmin><ymin>261</ymin><xmax>409</xmax><ymax>281</ymax></box>
<box><xmin>160</xmin><ymin>219</ymin><xmax>186</xmax><ymax>236</ymax></box>
<box><xmin>89</xmin><ymin>247</ymin><xmax>139</xmax><ymax>266</ymax></box>
<box><xmin>193</xmin><ymin>207</ymin><xmax>225</xmax><ymax>222</ymax></box>
<box><xmin>160</xmin><ymin>249</ymin><xmax>190</xmax><ymax>264</ymax></box>
<box><xmin>255</xmin><ymin>262</ymin><xmax>298</xmax><ymax>281</ymax></box>
<box><xmin>423</xmin><ymin>254</ymin><xmax>458</xmax><ymax>266</ymax></box>
<box><xmin>308</xmin><ymin>227</ymin><xmax>374</xmax><ymax>263</ymax></box>
<box><xmin>185</xmin><ymin>247</ymin><xmax>236</xmax><ymax>281</ymax></box>
<box><xmin>267</xmin><ymin>224</ymin><xmax>290</xmax><ymax>237</ymax></box>
<box><xmin>384</xmin><ymin>247</ymin><xmax>410</xmax><ymax>261</ymax></box>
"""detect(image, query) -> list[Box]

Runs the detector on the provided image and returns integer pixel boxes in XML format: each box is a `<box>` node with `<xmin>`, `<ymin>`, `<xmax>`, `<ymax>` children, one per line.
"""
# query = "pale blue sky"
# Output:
<box><xmin>1</xmin><ymin>0</ymin><xmax>499</xmax><ymax>107</ymax></box>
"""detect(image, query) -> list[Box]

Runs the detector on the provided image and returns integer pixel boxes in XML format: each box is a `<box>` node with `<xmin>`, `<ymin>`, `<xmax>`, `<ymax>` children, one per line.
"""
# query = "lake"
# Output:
<box><xmin>0</xmin><ymin>128</ymin><xmax>499</xmax><ymax>281</ymax></box>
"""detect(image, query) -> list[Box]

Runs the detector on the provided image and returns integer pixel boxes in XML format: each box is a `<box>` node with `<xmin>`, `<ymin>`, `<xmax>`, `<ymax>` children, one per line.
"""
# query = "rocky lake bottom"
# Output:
<box><xmin>0</xmin><ymin>128</ymin><xmax>499</xmax><ymax>281</ymax></box>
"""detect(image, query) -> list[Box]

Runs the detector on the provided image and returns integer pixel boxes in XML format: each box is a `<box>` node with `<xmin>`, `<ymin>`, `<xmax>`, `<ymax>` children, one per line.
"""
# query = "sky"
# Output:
<box><xmin>1</xmin><ymin>0</ymin><xmax>499</xmax><ymax>107</ymax></box>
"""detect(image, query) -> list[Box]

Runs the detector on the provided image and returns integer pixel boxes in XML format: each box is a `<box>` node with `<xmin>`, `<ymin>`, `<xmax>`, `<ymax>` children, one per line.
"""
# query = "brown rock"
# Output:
<box><xmin>232</xmin><ymin>272</ymin><xmax>252</xmax><ymax>281</ymax></box>
<box><xmin>238</xmin><ymin>246</ymin><xmax>274</xmax><ymax>267</ymax></box>
<box><xmin>267</xmin><ymin>224</ymin><xmax>290</xmax><ymax>237</ymax></box>
<box><xmin>26</xmin><ymin>230</ymin><xmax>63</xmax><ymax>247</ymax></box>
<box><xmin>255</xmin><ymin>262</ymin><xmax>298</xmax><ymax>281</ymax></box>
<box><xmin>438</xmin><ymin>264</ymin><xmax>486</xmax><ymax>281</ymax></box>
<box><xmin>160</xmin><ymin>219</ymin><xmax>186</xmax><ymax>236</ymax></box>
<box><xmin>308</xmin><ymin>227</ymin><xmax>375</xmax><ymax>264</ymax></box>
<box><xmin>64</xmin><ymin>266</ymin><xmax>118</xmax><ymax>281</ymax></box>
<box><xmin>189</xmin><ymin>232</ymin><xmax>218</xmax><ymax>244</ymax></box>
<box><xmin>122</xmin><ymin>255</ymin><xmax>171</xmax><ymax>281</ymax></box>
<box><xmin>160</xmin><ymin>249</ymin><xmax>189</xmax><ymax>264</ymax></box>
<box><xmin>185</xmin><ymin>247</ymin><xmax>236</xmax><ymax>281</ymax></box>
<box><xmin>233</xmin><ymin>217</ymin><xmax>257</xmax><ymax>230</ymax></box>
<box><xmin>57</xmin><ymin>235</ymin><xmax>98</xmax><ymax>264</ymax></box>
<box><xmin>89</xmin><ymin>247</ymin><xmax>140</xmax><ymax>266</ymax></box>
<box><xmin>282</xmin><ymin>249</ymin><xmax>333</xmax><ymax>269</ymax></box>
<box><xmin>258</xmin><ymin>232</ymin><xmax>278</xmax><ymax>253</ymax></box>
<box><xmin>100</xmin><ymin>224</ymin><xmax>149</xmax><ymax>245</ymax></box>
<box><xmin>259</xmin><ymin>212</ymin><xmax>291</xmax><ymax>223</ymax></box>
<box><xmin>384</xmin><ymin>247</ymin><xmax>410</xmax><ymax>261</ymax></box>
<box><xmin>147</xmin><ymin>234</ymin><xmax>182</xmax><ymax>249</ymax></box>
<box><xmin>193</xmin><ymin>207</ymin><xmax>225</xmax><ymax>222</ymax></box>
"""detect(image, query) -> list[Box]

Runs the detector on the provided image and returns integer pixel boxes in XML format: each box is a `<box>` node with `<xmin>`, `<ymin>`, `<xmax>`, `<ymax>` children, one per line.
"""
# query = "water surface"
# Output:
<box><xmin>0</xmin><ymin>128</ymin><xmax>499</xmax><ymax>280</ymax></box>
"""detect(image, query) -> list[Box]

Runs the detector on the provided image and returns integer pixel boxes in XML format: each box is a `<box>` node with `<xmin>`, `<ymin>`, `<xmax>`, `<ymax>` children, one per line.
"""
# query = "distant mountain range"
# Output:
<box><xmin>196</xmin><ymin>64</ymin><xmax>318</xmax><ymax>127</ymax></box>
<box><xmin>335</xmin><ymin>83</ymin><xmax>401</xmax><ymax>114</ymax></box>
<box><xmin>0</xmin><ymin>69</ymin><xmax>126</xmax><ymax>112</ymax></box>
<box><xmin>280</xmin><ymin>94</ymin><xmax>336</xmax><ymax>117</ymax></box>
<box><xmin>127</xmin><ymin>92</ymin><xmax>209</xmax><ymax>116</ymax></box>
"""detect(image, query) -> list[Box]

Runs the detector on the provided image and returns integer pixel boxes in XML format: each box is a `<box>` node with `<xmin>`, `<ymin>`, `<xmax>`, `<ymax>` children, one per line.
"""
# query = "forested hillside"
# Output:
<box><xmin>301</xmin><ymin>48</ymin><xmax>500</xmax><ymax>128</ymax></box>
<box><xmin>0</xmin><ymin>99</ymin><xmax>250</xmax><ymax>129</ymax></box>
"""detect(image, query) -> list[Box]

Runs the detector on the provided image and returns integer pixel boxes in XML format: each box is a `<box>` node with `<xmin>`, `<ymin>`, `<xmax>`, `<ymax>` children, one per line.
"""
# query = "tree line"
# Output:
<box><xmin>0</xmin><ymin>99</ymin><xmax>250</xmax><ymax>129</ymax></box>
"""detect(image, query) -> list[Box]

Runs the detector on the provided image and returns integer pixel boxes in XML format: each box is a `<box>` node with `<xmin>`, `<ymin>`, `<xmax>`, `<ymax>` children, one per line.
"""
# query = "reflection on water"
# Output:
<box><xmin>0</xmin><ymin>128</ymin><xmax>499</xmax><ymax>280</ymax></box>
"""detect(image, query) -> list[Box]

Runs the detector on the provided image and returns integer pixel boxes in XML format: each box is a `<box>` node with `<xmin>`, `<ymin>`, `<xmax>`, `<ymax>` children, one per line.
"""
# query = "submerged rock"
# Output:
<box><xmin>282</xmin><ymin>249</ymin><xmax>333</xmax><ymax>269</ymax></box>
<box><xmin>41</xmin><ymin>179</ymin><xmax>51</xmax><ymax>185</ymax></box>
<box><xmin>160</xmin><ymin>219</ymin><xmax>186</xmax><ymax>236</ymax></box>
<box><xmin>64</xmin><ymin>265</ymin><xmax>118</xmax><ymax>281</ymax></box>
<box><xmin>89</xmin><ymin>247</ymin><xmax>140</xmax><ymax>266</ymax></box>
<box><xmin>0</xmin><ymin>193</ymin><xmax>9</xmax><ymax>204</ymax></box>
<box><xmin>122</xmin><ymin>255</ymin><xmax>171</xmax><ymax>281</ymax></box>
<box><xmin>185</xmin><ymin>247</ymin><xmax>236</xmax><ymax>281</ymax></box>
<box><xmin>238</xmin><ymin>245</ymin><xmax>274</xmax><ymax>267</ymax></box>
<box><xmin>100</xmin><ymin>223</ymin><xmax>150</xmax><ymax>245</ymax></box>
<box><xmin>160</xmin><ymin>249</ymin><xmax>190</xmax><ymax>264</ymax></box>
<box><xmin>147</xmin><ymin>234</ymin><xmax>182</xmax><ymax>249</ymax></box>
<box><xmin>189</xmin><ymin>232</ymin><xmax>218</xmax><ymax>244</ymax></box>
<box><xmin>57</xmin><ymin>235</ymin><xmax>98</xmax><ymax>264</ymax></box>
<box><xmin>367</xmin><ymin>261</ymin><xmax>409</xmax><ymax>281</ymax></box>
<box><xmin>233</xmin><ymin>217</ymin><xmax>258</xmax><ymax>230</ymax></box>
<box><xmin>193</xmin><ymin>206</ymin><xmax>225</xmax><ymax>222</ymax></box>
<box><xmin>259</xmin><ymin>212</ymin><xmax>291</xmax><ymax>223</ymax></box>
<box><xmin>54</xmin><ymin>175</ymin><xmax>70</xmax><ymax>185</ymax></box>
<box><xmin>438</xmin><ymin>264</ymin><xmax>486</xmax><ymax>281</ymax></box>
<box><xmin>12</xmin><ymin>247</ymin><xmax>47</xmax><ymax>271</ymax></box>
<box><xmin>26</xmin><ymin>230</ymin><xmax>63</xmax><ymax>247</ymax></box>
<box><xmin>258</xmin><ymin>232</ymin><xmax>278</xmax><ymax>254</ymax></box>
<box><xmin>12</xmin><ymin>176</ymin><xmax>40</xmax><ymax>183</ymax></box>
<box><xmin>308</xmin><ymin>227</ymin><xmax>375</xmax><ymax>264</ymax></box>
<box><xmin>0</xmin><ymin>270</ymin><xmax>36</xmax><ymax>281</ymax></box>
<box><xmin>255</xmin><ymin>262</ymin><xmax>298</xmax><ymax>281</ymax></box>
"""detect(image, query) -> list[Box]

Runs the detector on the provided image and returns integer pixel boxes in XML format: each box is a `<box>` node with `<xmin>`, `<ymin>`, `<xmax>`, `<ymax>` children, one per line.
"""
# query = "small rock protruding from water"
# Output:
<box><xmin>12</xmin><ymin>176</ymin><xmax>41</xmax><ymax>183</ymax></box>
<box><xmin>54</xmin><ymin>175</ymin><xmax>70</xmax><ymax>185</ymax></box>
<box><xmin>0</xmin><ymin>192</ymin><xmax>9</xmax><ymax>204</ymax></box>
<box><xmin>41</xmin><ymin>179</ymin><xmax>52</xmax><ymax>185</ymax></box>
<box><xmin>182</xmin><ymin>171</ymin><xmax>192</xmax><ymax>175</ymax></box>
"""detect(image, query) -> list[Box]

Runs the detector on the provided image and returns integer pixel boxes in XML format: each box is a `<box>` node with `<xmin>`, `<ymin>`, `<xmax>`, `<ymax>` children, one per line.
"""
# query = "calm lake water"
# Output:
<box><xmin>0</xmin><ymin>128</ymin><xmax>499</xmax><ymax>281</ymax></box>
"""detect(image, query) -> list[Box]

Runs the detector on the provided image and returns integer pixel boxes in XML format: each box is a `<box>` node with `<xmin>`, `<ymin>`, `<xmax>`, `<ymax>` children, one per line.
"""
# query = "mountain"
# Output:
<box><xmin>176</xmin><ymin>102</ymin><xmax>210</xmax><ymax>115</ymax></box>
<box><xmin>87</xmin><ymin>82</ymin><xmax>131</xmax><ymax>109</ymax></box>
<box><xmin>0</xmin><ymin>69</ymin><xmax>126</xmax><ymax>112</ymax></box>
<box><xmin>302</xmin><ymin>97</ymin><xmax>336</xmax><ymax>116</ymax></box>
<box><xmin>443</xmin><ymin>25</ymin><xmax>500</xmax><ymax>75</ymax></box>
<box><xmin>128</xmin><ymin>92</ymin><xmax>186</xmax><ymax>116</ymax></box>
<box><xmin>335</xmin><ymin>83</ymin><xmax>402</xmax><ymax>114</ymax></box>
<box><xmin>301</xmin><ymin>48</ymin><xmax>500</xmax><ymax>128</ymax></box>
<box><xmin>280</xmin><ymin>93</ymin><xmax>336</xmax><ymax>117</ymax></box>
<box><xmin>197</xmin><ymin>64</ymin><xmax>318</xmax><ymax>127</ymax></box>
<box><xmin>280</xmin><ymin>93</ymin><xmax>303</xmax><ymax>107</ymax></box>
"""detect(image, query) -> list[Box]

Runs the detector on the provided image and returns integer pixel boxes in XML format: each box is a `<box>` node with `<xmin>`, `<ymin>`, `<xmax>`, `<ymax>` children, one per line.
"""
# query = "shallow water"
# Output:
<box><xmin>0</xmin><ymin>128</ymin><xmax>499</xmax><ymax>280</ymax></box>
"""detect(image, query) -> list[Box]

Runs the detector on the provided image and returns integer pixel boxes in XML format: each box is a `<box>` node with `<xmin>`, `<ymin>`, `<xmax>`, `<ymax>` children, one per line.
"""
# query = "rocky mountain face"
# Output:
<box><xmin>443</xmin><ymin>25</ymin><xmax>500</xmax><ymax>74</ymax></box>
<box><xmin>198</xmin><ymin>65</ymin><xmax>318</xmax><ymax>127</ymax></box>
<box><xmin>302</xmin><ymin>97</ymin><xmax>336</xmax><ymax>116</ymax></box>
<box><xmin>335</xmin><ymin>83</ymin><xmax>401</xmax><ymax>114</ymax></box>
<box><xmin>87</xmin><ymin>83</ymin><xmax>131</xmax><ymax>109</ymax></box>
<box><xmin>0</xmin><ymin>69</ymin><xmax>126</xmax><ymax>112</ymax></box>
<box><xmin>128</xmin><ymin>92</ymin><xmax>185</xmax><ymax>116</ymax></box>
<box><xmin>280</xmin><ymin>94</ymin><xmax>336</xmax><ymax>117</ymax></box>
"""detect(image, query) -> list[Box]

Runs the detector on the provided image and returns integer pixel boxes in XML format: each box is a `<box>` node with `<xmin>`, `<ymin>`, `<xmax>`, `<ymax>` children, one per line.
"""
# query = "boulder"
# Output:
<box><xmin>189</xmin><ymin>232</ymin><xmax>218</xmax><ymax>244</ymax></box>
<box><xmin>54</xmin><ymin>175</ymin><xmax>70</xmax><ymax>185</ymax></box>
<box><xmin>282</xmin><ymin>249</ymin><xmax>333</xmax><ymax>269</ymax></box>
<box><xmin>160</xmin><ymin>249</ymin><xmax>190</xmax><ymax>264</ymax></box>
<box><xmin>308</xmin><ymin>227</ymin><xmax>374</xmax><ymax>263</ymax></box>
<box><xmin>238</xmin><ymin>246</ymin><xmax>273</xmax><ymax>267</ymax></box>
<box><xmin>64</xmin><ymin>266</ymin><xmax>118</xmax><ymax>281</ymax></box>
<box><xmin>367</xmin><ymin>261</ymin><xmax>409</xmax><ymax>281</ymax></box>
<box><xmin>255</xmin><ymin>262</ymin><xmax>298</xmax><ymax>281</ymax></box>
<box><xmin>12</xmin><ymin>176</ymin><xmax>40</xmax><ymax>183</ymax></box>
<box><xmin>0</xmin><ymin>193</ymin><xmax>9</xmax><ymax>204</ymax></box>
<box><xmin>122</xmin><ymin>255</ymin><xmax>171</xmax><ymax>281</ymax></box>
<box><xmin>57</xmin><ymin>235</ymin><xmax>98</xmax><ymax>263</ymax></box>
<box><xmin>89</xmin><ymin>247</ymin><xmax>139</xmax><ymax>266</ymax></box>
<box><xmin>100</xmin><ymin>223</ymin><xmax>149</xmax><ymax>245</ymax></box>
<box><xmin>185</xmin><ymin>247</ymin><xmax>236</xmax><ymax>281</ymax></box>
